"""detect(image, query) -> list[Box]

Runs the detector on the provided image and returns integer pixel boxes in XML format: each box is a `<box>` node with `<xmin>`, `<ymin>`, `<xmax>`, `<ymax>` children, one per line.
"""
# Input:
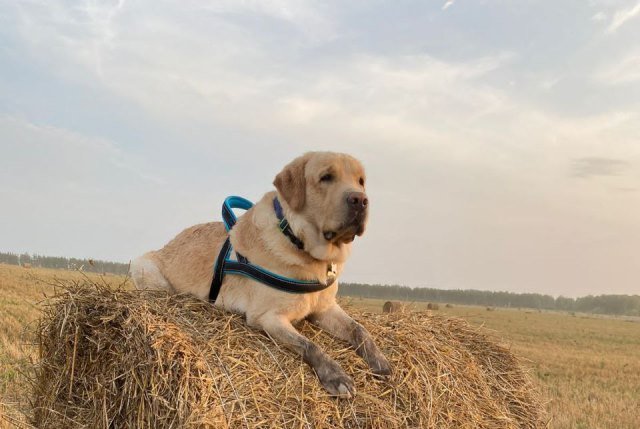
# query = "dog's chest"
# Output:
<box><xmin>281</xmin><ymin>283</ymin><xmax>339</xmax><ymax>323</ymax></box>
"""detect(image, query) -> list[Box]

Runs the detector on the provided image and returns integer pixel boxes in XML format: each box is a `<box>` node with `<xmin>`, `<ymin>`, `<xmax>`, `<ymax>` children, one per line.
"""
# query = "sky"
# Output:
<box><xmin>1</xmin><ymin>0</ymin><xmax>639</xmax><ymax>297</ymax></box>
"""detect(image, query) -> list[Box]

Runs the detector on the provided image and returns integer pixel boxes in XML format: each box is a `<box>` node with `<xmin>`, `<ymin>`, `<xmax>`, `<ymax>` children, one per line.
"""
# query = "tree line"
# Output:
<box><xmin>0</xmin><ymin>252</ymin><xmax>130</xmax><ymax>275</ymax></box>
<box><xmin>339</xmin><ymin>282</ymin><xmax>640</xmax><ymax>317</ymax></box>
<box><xmin>2</xmin><ymin>251</ymin><xmax>637</xmax><ymax>316</ymax></box>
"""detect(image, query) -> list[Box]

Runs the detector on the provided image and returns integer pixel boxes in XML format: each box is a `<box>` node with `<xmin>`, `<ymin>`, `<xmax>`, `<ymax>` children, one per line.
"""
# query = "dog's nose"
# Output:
<box><xmin>346</xmin><ymin>192</ymin><xmax>368</xmax><ymax>210</ymax></box>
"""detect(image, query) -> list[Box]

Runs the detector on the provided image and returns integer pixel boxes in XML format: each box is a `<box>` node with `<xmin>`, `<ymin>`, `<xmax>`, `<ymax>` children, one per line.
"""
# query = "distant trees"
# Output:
<box><xmin>2</xmin><ymin>251</ymin><xmax>638</xmax><ymax>317</ymax></box>
<box><xmin>0</xmin><ymin>252</ymin><xmax>19</xmax><ymax>265</ymax></box>
<box><xmin>339</xmin><ymin>283</ymin><xmax>640</xmax><ymax>317</ymax></box>
<box><xmin>19</xmin><ymin>253</ymin><xmax>33</xmax><ymax>266</ymax></box>
<box><xmin>572</xmin><ymin>294</ymin><xmax>640</xmax><ymax>316</ymax></box>
<box><xmin>0</xmin><ymin>252</ymin><xmax>129</xmax><ymax>275</ymax></box>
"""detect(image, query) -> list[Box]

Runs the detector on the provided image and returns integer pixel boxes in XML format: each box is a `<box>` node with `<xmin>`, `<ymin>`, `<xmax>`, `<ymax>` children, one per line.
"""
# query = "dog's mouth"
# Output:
<box><xmin>323</xmin><ymin>230</ymin><xmax>357</xmax><ymax>244</ymax></box>
<box><xmin>323</xmin><ymin>217</ymin><xmax>365</xmax><ymax>244</ymax></box>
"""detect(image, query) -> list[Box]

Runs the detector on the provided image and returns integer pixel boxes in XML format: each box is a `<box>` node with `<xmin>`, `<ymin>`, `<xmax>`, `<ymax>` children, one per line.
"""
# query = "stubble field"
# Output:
<box><xmin>0</xmin><ymin>264</ymin><xmax>638</xmax><ymax>428</ymax></box>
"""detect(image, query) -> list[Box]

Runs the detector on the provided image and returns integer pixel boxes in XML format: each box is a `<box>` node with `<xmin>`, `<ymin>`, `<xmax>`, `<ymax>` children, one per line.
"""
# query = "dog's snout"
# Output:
<box><xmin>346</xmin><ymin>192</ymin><xmax>368</xmax><ymax>210</ymax></box>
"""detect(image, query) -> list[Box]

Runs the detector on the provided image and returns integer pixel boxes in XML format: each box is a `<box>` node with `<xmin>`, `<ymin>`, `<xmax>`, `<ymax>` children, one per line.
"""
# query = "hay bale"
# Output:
<box><xmin>31</xmin><ymin>281</ymin><xmax>546</xmax><ymax>428</ymax></box>
<box><xmin>445</xmin><ymin>303</ymin><xmax>453</xmax><ymax>308</ymax></box>
<box><xmin>427</xmin><ymin>302</ymin><xmax>440</xmax><ymax>310</ymax></box>
<box><xmin>382</xmin><ymin>300</ymin><xmax>404</xmax><ymax>313</ymax></box>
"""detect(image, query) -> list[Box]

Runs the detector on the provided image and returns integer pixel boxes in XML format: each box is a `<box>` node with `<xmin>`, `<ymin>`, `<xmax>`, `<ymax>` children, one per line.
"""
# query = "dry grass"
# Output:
<box><xmin>30</xmin><ymin>280</ymin><xmax>544</xmax><ymax>428</ymax></box>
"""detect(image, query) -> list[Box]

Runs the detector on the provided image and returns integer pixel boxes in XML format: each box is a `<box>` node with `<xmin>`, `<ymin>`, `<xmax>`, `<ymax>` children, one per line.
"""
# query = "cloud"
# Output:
<box><xmin>615</xmin><ymin>186</ymin><xmax>638</xmax><ymax>193</ymax></box>
<box><xmin>594</xmin><ymin>52</ymin><xmax>640</xmax><ymax>84</ymax></box>
<box><xmin>571</xmin><ymin>157</ymin><xmax>631</xmax><ymax>178</ymax></box>
<box><xmin>0</xmin><ymin>115</ymin><xmax>164</xmax><ymax>187</ymax></box>
<box><xmin>606</xmin><ymin>1</ymin><xmax>640</xmax><ymax>33</ymax></box>
<box><xmin>196</xmin><ymin>0</ymin><xmax>336</xmax><ymax>42</ymax></box>
<box><xmin>442</xmin><ymin>1</ymin><xmax>456</xmax><ymax>10</ymax></box>
<box><xmin>7</xmin><ymin>0</ymin><xmax>516</xmax><ymax>158</ymax></box>
<box><xmin>7</xmin><ymin>0</ymin><xmax>341</xmax><ymax>128</ymax></box>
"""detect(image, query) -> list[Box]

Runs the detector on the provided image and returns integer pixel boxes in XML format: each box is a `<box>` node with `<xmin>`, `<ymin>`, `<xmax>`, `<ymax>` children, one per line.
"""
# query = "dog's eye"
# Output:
<box><xmin>320</xmin><ymin>173</ymin><xmax>334</xmax><ymax>183</ymax></box>
<box><xmin>359</xmin><ymin>177</ymin><xmax>365</xmax><ymax>187</ymax></box>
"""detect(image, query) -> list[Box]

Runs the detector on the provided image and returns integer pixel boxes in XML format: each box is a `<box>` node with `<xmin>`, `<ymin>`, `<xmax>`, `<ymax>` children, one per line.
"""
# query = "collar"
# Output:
<box><xmin>273</xmin><ymin>197</ymin><xmax>305</xmax><ymax>250</ymax></box>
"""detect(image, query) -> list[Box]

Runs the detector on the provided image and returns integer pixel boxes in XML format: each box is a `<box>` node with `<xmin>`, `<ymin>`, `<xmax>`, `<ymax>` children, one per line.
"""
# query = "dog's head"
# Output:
<box><xmin>274</xmin><ymin>152</ymin><xmax>368</xmax><ymax>262</ymax></box>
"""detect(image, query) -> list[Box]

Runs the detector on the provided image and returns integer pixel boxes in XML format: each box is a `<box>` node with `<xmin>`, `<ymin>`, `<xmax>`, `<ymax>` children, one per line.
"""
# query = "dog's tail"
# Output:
<box><xmin>130</xmin><ymin>253</ymin><xmax>174</xmax><ymax>292</ymax></box>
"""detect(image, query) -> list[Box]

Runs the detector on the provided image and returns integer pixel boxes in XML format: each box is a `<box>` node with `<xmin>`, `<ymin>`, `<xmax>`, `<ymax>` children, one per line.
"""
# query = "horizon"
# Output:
<box><xmin>2</xmin><ymin>249</ymin><xmax>638</xmax><ymax>300</ymax></box>
<box><xmin>1</xmin><ymin>1</ymin><xmax>639</xmax><ymax>297</ymax></box>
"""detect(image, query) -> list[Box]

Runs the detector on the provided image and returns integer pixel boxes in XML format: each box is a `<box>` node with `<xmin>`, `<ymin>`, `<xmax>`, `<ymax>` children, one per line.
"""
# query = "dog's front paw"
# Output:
<box><xmin>320</xmin><ymin>370</ymin><xmax>356</xmax><ymax>398</ymax></box>
<box><xmin>370</xmin><ymin>353</ymin><xmax>392</xmax><ymax>377</ymax></box>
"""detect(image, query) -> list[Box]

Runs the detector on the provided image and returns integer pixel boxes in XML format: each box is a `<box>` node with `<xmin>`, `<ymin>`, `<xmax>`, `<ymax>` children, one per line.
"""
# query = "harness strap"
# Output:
<box><xmin>224</xmin><ymin>261</ymin><xmax>329</xmax><ymax>293</ymax></box>
<box><xmin>209</xmin><ymin>196</ymin><xmax>330</xmax><ymax>303</ymax></box>
<box><xmin>222</xmin><ymin>196</ymin><xmax>253</xmax><ymax>231</ymax></box>
<box><xmin>209</xmin><ymin>237</ymin><xmax>232</xmax><ymax>302</ymax></box>
<box><xmin>221</xmin><ymin>196</ymin><xmax>250</xmax><ymax>263</ymax></box>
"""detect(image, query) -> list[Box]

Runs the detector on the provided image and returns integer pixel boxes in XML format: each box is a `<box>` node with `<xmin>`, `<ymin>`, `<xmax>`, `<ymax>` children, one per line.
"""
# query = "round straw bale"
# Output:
<box><xmin>427</xmin><ymin>302</ymin><xmax>440</xmax><ymax>310</ymax></box>
<box><xmin>382</xmin><ymin>300</ymin><xmax>404</xmax><ymax>313</ymax></box>
<box><xmin>31</xmin><ymin>281</ymin><xmax>546</xmax><ymax>428</ymax></box>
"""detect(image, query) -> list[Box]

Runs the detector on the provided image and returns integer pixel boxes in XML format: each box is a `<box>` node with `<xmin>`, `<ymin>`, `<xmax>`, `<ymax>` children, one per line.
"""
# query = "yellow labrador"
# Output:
<box><xmin>130</xmin><ymin>151</ymin><xmax>391</xmax><ymax>396</ymax></box>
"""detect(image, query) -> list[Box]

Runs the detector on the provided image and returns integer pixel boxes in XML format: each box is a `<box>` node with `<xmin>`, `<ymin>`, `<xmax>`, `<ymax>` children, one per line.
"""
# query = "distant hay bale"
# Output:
<box><xmin>31</xmin><ymin>281</ymin><xmax>546</xmax><ymax>429</ymax></box>
<box><xmin>445</xmin><ymin>303</ymin><xmax>453</xmax><ymax>308</ymax></box>
<box><xmin>22</xmin><ymin>263</ymin><xmax>32</xmax><ymax>269</ymax></box>
<box><xmin>427</xmin><ymin>302</ymin><xmax>440</xmax><ymax>310</ymax></box>
<box><xmin>382</xmin><ymin>300</ymin><xmax>404</xmax><ymax>313</ymax></box>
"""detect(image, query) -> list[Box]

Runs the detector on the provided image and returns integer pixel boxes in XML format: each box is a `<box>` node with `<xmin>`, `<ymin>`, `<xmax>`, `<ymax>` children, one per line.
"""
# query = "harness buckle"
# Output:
<box><xmin>326</xmin><ymin>263</ymin><xmax>337</xmax><ymax>286</ymax></box>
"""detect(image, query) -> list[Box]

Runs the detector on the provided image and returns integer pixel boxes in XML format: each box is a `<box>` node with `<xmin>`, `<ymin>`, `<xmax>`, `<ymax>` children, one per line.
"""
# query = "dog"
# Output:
<box><xmin>130</xmin><ymin>151</ymin><xmax>391</xmax><ymax>397</ymax></box>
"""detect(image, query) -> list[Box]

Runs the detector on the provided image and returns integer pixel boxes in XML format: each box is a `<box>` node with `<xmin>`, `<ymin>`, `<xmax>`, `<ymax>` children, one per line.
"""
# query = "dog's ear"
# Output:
<box><xmin>274</xmin><ymin>156</ymin><xmax>308</xmax><ymax>212</ymax></box>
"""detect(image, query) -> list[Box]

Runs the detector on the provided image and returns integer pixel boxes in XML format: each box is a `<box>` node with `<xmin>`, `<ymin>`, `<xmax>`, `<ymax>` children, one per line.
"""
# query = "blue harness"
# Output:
<box><xmin>208</xmin><ymin>196</ymin><xmax>335</xmax><ymax>303</ymax></box>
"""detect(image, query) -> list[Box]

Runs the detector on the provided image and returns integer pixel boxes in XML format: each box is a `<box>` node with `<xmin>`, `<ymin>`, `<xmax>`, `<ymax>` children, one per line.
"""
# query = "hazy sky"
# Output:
<box><xmin>1</xmin><ymin>0</ymin><xmax>639</xmax><ymax>297</ymax></box>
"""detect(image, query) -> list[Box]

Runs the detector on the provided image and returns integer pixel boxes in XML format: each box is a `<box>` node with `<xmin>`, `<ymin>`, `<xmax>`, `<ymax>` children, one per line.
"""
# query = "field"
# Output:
<box><xmin>1</xmin><ymin>264</ymin><xmax>639</xmax><ymax>428</ymax></box>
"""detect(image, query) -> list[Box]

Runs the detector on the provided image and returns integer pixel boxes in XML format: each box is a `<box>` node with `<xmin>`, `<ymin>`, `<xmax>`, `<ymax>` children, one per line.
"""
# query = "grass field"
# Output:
<box><xmin>1</xmin><ymin>263</ymin><xmax>639</xmax><ymax>428</ymax></box>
